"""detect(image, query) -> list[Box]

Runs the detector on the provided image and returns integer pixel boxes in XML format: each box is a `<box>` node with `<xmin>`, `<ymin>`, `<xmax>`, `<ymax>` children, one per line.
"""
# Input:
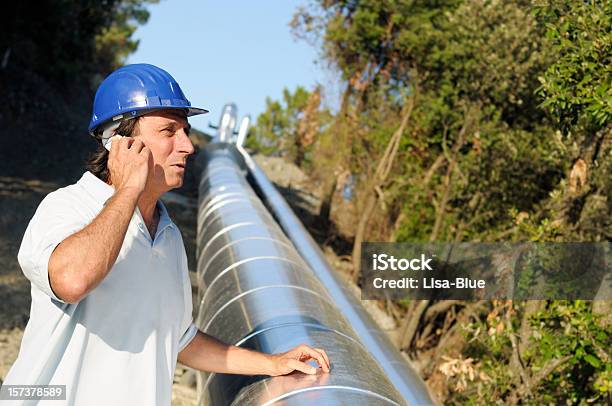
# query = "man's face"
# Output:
<box><xmin>133</xmin><ymin>109</ymin><xmax>194</xmax><ymax>194</ymax></box>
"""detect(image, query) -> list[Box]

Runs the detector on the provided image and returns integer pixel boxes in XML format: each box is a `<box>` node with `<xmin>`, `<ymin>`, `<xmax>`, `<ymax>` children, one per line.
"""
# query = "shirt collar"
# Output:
<box><xmin>156</xmin><ymin>199</ymin><xmax>174</xmax><ymax>233</ymax></box>
<box><xmin>79</xmin><ymin>171</ymin><xmax>115</xmax><ymax>206</ymax></box>
<box><xmin>133</xmin><ymin>200</ymin><xmax>175</xmax><ymax>241</ymax></box>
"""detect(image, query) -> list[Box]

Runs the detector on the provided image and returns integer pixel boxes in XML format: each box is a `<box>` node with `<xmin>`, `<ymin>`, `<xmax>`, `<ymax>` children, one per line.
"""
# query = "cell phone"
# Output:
<box><xmin>104</xmin><ymin>135</ymin><xmax>124</xmax><ymax>151</ymax></box>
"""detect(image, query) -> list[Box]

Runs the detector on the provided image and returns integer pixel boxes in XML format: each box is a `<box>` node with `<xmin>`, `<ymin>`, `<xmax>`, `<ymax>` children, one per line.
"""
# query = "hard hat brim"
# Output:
<box><xmin>186</xmin><ymin>107</ymin><xmax>209</xmax><ymax>117</ymax></box>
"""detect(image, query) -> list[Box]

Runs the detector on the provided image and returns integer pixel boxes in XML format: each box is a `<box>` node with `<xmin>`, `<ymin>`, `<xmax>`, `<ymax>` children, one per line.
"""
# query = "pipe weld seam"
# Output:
<box><xmin>199</xmin><ymin>255</ymin><xmax>313</xmax><ymax>307</ymax></box>
<box><xmin>202</xmin><ymin>285</ymin><xmax>337</xmax><ymax>333</ymax></box>
<box><xmin>200</xmin><ymin>236</ymin><xmax>295</xmax><ymax>274</ymax></box>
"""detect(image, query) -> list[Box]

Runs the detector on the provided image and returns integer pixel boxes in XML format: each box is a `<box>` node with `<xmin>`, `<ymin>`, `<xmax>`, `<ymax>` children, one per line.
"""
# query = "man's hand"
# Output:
<box><xmin>267</xmin><ymin>344</ymin><xmax>331</xmax><ymax>376</ymax></box>
<box><xmin>178</xmin><ymin>331</ymin><xmax>331</xmax><ymax>377</ymax></box>
<box><xmin>107</xmin><ymin>135</ymin><xmax>151</xmax><ymax>193</ymax></box>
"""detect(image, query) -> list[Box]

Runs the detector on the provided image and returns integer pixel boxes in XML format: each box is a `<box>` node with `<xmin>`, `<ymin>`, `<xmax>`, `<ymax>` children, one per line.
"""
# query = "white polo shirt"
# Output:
<box><xmin>1</xmin><ymin>171</ymin><xmax>198</xmax><ymax>405</ymax></box>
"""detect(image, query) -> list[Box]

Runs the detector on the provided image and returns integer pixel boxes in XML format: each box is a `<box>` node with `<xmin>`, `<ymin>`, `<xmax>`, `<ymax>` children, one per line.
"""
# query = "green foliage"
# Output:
<box><xmin>246</xmin><ymin>86</ymin><xmax>331</xmax><ymax>167</ymax></box>
<box><xmin>287</xmin><ymin>0</ymin><xmax>611</xmax><ymax>241</ymax></box>
<box><xmin>0</xmin><ymin>0</ymin><xmax>158</xmax><ymax>182</ymax></box>
<box><xmin>535</xmin><ymin>0</ymin><xmax>612</xmax><ymax>133</ymax></box>
<box><xmin>246</xmin><ymin>87</ymin><xmax>310</xmax><ymax>155</ymax></box>
<box><xmin>291</xmin><ymin>0</ymin><xmax>568</xmax><ymax>243</ymax></box>
<box><xmin>2</xmin><ymin>0</ymin><xmax>158</xmax><ymax>82</ymax></box>
<box><xmin>460</xmin><ymin>301</ymin><xmax>611</xmax><ymax>404</ymax></box>
<box><xmin>94</xmin><ymin>0</ymin><xmax>158</xmax><ymax>73</ymax></box>
<box><xmin>277</xmin><ymin>0</ymin><xmax>612</xmax><ymax>404</ymax></box>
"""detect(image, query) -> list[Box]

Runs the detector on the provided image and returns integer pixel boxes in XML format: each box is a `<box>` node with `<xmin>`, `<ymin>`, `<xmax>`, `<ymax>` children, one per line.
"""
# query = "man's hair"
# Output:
<box><xmin>86</xmin><ymin>118</ymin><xmax>140</xmax><ymax>183</ymax></box>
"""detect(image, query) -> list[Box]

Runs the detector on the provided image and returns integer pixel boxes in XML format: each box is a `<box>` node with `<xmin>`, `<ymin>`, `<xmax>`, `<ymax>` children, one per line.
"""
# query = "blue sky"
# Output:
<box><xmin>127</xmin><ymin>0</ymin><xmax>334</xmax><ymax>132</ymax></box>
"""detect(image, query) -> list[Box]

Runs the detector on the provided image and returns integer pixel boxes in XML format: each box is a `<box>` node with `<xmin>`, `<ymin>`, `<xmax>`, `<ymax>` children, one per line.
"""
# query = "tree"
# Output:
<box><xmin>282</xmin><ymin>1</ymin><xmax>611</xmax><ymax>404</ymax></box>
<box><xmin>1</xmin><ymin>0</ymin><xmax>158</xmax><ymax>82</ymax></box>
<box><xmin>246</xmin><ymin>86</ymin><xmax>330</xmax><ymax>167</ymax></box>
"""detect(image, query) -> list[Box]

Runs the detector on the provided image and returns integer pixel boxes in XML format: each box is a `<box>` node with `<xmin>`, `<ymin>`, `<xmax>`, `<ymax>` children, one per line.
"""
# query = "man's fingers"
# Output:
<box><xmin>129</xmin><ymin>138</ymin><xmax>144</xmax><ymax>152</ymax></box>
<box><xmin>288</xmin><ymin>359</ymin><xmax>316</xmax><ymax>375</ymax></box>
<box><xmin>119</xmin><ymin>135</ymin><xmax>131</xmax><ymax>149</ymax></box>
<box><xmin>315</xmin><ymin>348</ymin><xmax>331</xmax><ymax>371</ymax></box>
<box><xmin>300</xmin><ymin>345</ymin><xmax>329</xmax><ymax>372</ymax></box>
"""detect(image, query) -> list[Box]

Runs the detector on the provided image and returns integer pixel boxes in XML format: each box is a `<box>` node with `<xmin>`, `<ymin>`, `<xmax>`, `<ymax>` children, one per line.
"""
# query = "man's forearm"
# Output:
<box><xmin>177</xmin><ymin>330</ymin><xmax>276</xmax><ymax>376</ymax></box>
<box><xmin>48</xmin><ymin>187</ymin><xmax>141</xmax><ymax>303</ymax></box>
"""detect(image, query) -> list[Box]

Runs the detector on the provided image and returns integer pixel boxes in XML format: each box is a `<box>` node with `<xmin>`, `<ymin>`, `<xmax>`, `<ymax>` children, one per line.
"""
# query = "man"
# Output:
<box><xmin>1</xmin><ymin>64</ymin><xmax>329</xmax><ymax>405</ymax></box>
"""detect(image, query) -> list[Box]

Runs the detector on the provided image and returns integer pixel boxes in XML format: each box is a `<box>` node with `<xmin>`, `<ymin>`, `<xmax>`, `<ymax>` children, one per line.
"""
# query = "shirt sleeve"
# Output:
<box><xmin>176</xmin><ymin>228</ymin><xmax>198</xmax><ymax>352</ymax></box>
<box><xmin>178</xmin><ymin>323</ymin><xmax>199</xmax><ymax>352</ymax></box>
<box><xmin>17</xmin><ymin>190</ymin><xmax>89</xmax><ymax>303</ymax></box>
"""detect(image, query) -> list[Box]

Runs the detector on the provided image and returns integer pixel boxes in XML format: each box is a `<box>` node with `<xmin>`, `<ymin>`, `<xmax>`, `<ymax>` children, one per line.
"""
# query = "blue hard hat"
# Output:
<box><xmin>88</xmin><ymin>63</ymin><xmax>208</xmax><ymax>134</ymax></box>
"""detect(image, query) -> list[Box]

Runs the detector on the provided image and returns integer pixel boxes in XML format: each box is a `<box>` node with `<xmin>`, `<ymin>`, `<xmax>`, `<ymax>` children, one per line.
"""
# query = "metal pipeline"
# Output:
<box><xmin>194</xmin><ymin>105</ymin><xmax>434</xmax><ymax>405</ymax></box>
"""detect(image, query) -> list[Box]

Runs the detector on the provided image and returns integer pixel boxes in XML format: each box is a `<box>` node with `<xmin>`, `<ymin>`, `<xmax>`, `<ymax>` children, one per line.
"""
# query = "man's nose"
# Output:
<box><xmin>177</xmin><ymin>130</ymin><xmax>195</xmax><ymax>155</ymax></box>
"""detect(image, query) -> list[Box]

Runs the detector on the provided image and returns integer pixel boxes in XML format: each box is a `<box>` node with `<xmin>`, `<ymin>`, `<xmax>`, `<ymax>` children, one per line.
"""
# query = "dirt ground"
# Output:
<box><xmin>0</xmin><ymin>151</ymin><xmax>403</xmax><ymax>405</ymax></box>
